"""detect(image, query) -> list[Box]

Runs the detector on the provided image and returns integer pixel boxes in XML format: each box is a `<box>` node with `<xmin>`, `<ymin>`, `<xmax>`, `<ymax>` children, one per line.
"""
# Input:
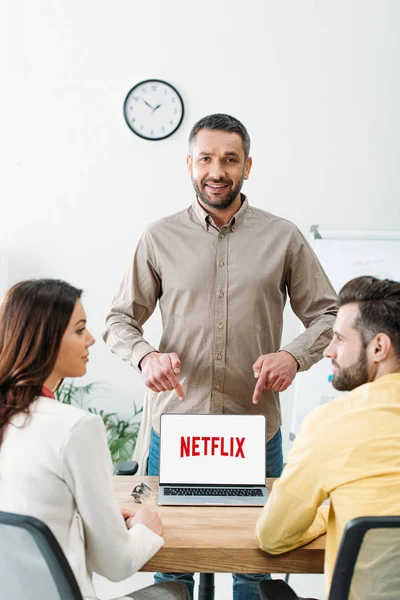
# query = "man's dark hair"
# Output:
<box><xmin>188</xmin><ymin>113</ymin><xmax>251</xmax><ymax>158</ymax></box>
<box><xmin>338</xmin><ymin>276</ymin><xmax>400</xmax><ymax>359</ymax></box>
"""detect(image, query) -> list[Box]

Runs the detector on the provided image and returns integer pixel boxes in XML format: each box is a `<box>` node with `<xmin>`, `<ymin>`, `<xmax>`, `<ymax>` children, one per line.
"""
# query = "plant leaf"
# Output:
<box><xmin>55</xmin><ymin>381</ymin><xmax>141</xmax><ymax>462</ymax></box>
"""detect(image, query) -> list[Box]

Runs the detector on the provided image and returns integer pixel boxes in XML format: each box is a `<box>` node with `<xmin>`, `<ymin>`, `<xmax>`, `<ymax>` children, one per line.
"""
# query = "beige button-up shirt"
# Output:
<box><xmin>103</xmin><ymin>197</ymin><xmax>337</xmax><ymax>442</ymax></box>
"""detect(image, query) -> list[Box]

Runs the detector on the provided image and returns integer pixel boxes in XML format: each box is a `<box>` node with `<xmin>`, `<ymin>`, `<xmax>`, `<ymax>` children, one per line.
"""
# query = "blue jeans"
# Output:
<box><xmin>148</xmin><ymin>426</ymin><xmax>284</xmax><ymax>600</ymax></box>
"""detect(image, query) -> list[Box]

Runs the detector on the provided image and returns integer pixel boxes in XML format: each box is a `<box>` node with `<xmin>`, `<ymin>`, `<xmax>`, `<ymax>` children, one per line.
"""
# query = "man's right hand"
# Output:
<box><xmin>126</xmin><ymin>506</ymin><xmax>164</xmax><ymax>537</ymax></box>
<box><xmin>140</xmin><ymin>351</ymin><xmax>184</xmax><ymax>401</ymax></box>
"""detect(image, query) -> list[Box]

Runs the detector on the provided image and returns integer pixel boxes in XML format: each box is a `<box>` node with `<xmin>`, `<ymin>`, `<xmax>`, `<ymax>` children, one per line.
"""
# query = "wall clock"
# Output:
<box><xmin>123</xmin><ymin>79</ymin><xmax>184</xmax><ymax>141</ymax></box>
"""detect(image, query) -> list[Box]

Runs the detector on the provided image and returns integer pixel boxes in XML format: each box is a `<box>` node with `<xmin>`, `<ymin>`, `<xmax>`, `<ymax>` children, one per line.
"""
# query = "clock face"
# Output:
<box><xmin>123</xmin><ymin>79</ymin><xmax>184</xmax><ymax>141</ymax></box>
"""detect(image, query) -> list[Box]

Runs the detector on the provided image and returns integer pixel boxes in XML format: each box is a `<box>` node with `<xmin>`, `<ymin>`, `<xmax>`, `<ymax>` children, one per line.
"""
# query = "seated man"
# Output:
<box><xmin>256</xmin><ymin>275</ymin><xmax>400</xmax><ymax>596</ymax></box>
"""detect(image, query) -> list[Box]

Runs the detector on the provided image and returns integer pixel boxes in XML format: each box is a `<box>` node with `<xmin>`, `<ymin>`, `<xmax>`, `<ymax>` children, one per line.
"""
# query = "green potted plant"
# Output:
<box><xmin>55</xmin><ymin>381</ymin><xmax>142</xmax><ymax>463</ymax></box>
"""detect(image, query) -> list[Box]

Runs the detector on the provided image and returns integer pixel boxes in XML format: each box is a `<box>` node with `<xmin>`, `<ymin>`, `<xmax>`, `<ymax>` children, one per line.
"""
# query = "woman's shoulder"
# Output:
<box><xmin>31</xmin><ymin>396</ymin><xmax>101</xmax><ymax>433</ymax></box>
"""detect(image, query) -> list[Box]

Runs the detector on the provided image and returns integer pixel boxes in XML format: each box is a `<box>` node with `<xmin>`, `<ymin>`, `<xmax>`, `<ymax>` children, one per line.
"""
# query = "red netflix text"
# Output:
<box><xmin>180</xmin><ymin>436</ymin><xmax>246</xmax><ymax>458</ymax></box>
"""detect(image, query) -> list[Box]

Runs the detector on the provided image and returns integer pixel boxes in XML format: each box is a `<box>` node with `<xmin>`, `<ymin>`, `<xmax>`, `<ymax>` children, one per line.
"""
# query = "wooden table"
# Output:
<box><xmin>114</xmin><ymin>476</ymin><xmax>325</xmax><ymax>598</ymax></box>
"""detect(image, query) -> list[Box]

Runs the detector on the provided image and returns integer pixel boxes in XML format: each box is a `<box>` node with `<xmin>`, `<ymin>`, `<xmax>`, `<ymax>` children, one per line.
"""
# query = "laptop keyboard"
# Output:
<box><xmin>163</xmin><ymin>487</ymin><xmax>263</xmax><ymax>497</ymax></box>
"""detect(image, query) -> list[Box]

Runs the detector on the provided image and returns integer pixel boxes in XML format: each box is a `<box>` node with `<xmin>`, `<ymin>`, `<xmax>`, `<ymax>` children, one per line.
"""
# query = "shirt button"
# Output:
<box><xmin>219</xmin><ymin>260</ymin><xmax>225</xmax><ymax>267</ymax></box>
<box><xmin>215</xmin><ymin>384</ymin><xmax>220</xmax><ymax>390</ymax></box>
<box><xmin>217</xmin><ymin>354</ymin><xmax>222</xmax><ymax>360</ymax></box>
<box><xmin>219</xmin><ymin>233</ymin><xmax>225</xmax><ymax>239</ymax></box>
<box><xmin>219</xmin><ymin>292</ymin><xmax>224</xmax><ymax>298</ymax></box>
<box><xmin>231</xmin><ymin>226</ymin><xmax>236</xmax><ymax>232</ymax></box>
<box><xmin>218</xmin><ymin>323</ymin><xmax>223</xmax><ymax>329</ymax></box>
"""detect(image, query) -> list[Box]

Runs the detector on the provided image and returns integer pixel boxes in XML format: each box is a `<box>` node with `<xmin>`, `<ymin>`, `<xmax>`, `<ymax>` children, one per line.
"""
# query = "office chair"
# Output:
<box><xmin>114</xmin><ymin>459</ymin><xmax>139</xmax><ymax>475</ymax></box>
<box><xmin>259</xmin><ymin>516</ymin><xmax>400</xmax><ymax>600</ymax></box>
<box><xmin>0</xmin><ymin>510</ymin><xmax>189</xmax><ymax>600</ymax></box>
<box><xmin>0</xmin><ymin>510</ymin><xmax>84</xmax><ymax>600</ymax></box>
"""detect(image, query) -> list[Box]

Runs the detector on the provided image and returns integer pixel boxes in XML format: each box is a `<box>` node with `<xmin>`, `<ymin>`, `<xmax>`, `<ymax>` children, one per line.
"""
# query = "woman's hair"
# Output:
<box><xmin>0</xmin><ymin>279</ymin><xmax>82</xmax><ymax>444</ymax></box>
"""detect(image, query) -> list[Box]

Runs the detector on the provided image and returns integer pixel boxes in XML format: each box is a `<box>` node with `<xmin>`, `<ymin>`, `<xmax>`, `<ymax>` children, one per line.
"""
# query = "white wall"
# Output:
<box><xmin>2</xmin><ymin>0</ymin><xmax>400</xmax><ymax>457</ymax></box>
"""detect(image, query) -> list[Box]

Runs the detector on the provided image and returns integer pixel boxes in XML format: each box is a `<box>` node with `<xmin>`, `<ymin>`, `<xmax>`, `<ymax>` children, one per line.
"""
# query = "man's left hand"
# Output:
<box><xmin>252</xmin><ymin>351</ymin><xmax>298</xmax><ymax>404</ymax></box>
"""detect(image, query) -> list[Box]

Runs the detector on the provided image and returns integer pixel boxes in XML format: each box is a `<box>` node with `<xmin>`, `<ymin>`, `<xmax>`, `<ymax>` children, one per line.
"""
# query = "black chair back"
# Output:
<box><xmin>329</xmin><ymin>516</ymin><xmax>400</xmax><ymax>600</ymax></box>
<box><xmin>0</xmin><ymin>511</ymin><xmax>83</xmax><ymax>600</ymax></box>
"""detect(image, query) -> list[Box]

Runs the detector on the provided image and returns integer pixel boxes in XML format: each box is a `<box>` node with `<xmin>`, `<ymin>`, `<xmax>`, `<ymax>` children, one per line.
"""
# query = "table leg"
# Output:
<box><xmin>198</xmin><ymin>573</ymin><xmax>215</xmax><ymax>600</ymax></box>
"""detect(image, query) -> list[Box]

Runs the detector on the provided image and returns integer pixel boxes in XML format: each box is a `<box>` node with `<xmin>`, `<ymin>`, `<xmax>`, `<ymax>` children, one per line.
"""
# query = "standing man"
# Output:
<box><xmin>103</xmin><ymin>114</ymin><xmax>337</xmax><ymax>600</ymax></box>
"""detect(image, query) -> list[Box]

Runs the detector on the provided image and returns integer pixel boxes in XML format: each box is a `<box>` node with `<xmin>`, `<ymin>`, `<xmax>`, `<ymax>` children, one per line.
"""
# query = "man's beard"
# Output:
<box><xmin>192</xmin><ymin>176</ymin><xmax>244</xmax><ymax>211</ymax></box>
<box><xmin>331</xmin><ymin>347</ymin><xmax>369</xmax><ymax>391</ymax></box>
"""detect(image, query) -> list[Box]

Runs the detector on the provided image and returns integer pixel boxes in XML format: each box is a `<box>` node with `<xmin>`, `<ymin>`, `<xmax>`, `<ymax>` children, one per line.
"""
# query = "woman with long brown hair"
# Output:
<box><xmin>0</xmin><ymin>279</ymin><xmax>188</xmax><ymax>600</ymax></box>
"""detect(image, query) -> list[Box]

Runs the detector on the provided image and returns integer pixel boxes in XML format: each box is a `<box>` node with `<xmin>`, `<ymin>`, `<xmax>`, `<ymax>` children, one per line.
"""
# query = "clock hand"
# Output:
<box><xmin>142</xmin><ymin>99</ymin><xmax>154</xmax><ymax>110</ymax></box>
<box><xmin>150</xmin><ymin>103</ymin><xmax>163</xmax><ymax>116</ymax></box>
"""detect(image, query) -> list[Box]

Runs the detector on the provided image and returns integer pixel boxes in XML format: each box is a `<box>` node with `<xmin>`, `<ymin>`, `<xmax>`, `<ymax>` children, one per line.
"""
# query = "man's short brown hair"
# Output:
<box><xmin>338</xmin><ymin>276</ymin><xmax>400</xmax><ymax>358</ymax></box>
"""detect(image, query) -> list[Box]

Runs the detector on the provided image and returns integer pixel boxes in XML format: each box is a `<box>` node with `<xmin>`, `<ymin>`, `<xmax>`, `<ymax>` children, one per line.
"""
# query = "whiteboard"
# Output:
<box><xmin>290</xmin><ymin>227</ymin><xmax>400</xmax><ymax>440</ymax></box>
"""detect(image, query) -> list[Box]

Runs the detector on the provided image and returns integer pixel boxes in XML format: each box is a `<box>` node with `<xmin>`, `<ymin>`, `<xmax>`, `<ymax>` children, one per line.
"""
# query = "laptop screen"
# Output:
<box><xmin>159</xmin><ymin>414</ymin><xmax>266</xmax><ymax>486</ymax></box>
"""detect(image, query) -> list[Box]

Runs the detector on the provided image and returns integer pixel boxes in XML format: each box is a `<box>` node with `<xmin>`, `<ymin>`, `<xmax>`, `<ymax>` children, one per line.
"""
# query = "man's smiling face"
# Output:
<box><xmin>187</xmin><ymin>129</ymin><xmax>252</xmax><ymax>210</ymax></box>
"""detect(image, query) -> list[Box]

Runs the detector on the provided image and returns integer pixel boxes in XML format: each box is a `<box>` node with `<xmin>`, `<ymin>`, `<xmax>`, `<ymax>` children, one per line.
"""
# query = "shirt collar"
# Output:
<box><xmin>373</xmin><ymin>373</ymin><xmax>400</xmax><ymax>384</ymax></box>
<box><xmin>41</xmin><ymin>386</ymin><xmax>55</xmax><ymax>399</ymax></box>
<box><xmin>192</xmin><ymin>194</ymin><xmax>249</xmax><ymax>232</ymax></box>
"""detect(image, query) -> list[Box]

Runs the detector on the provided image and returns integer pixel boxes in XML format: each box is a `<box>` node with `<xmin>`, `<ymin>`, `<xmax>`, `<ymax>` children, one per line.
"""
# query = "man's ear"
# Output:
<box><xmin>186</xmin><ymin>154</ymin><xmax>192</xmax><ymax>175</ymax></box>
<box><xmin>244</xmin><ymin>156</ymin><xmax>253</xmax><ymax>180</ymax></box>
<box><xmin>369</xmin><ymin>332</ymin><xmax>392</xmax><ymax>363</ymax></box>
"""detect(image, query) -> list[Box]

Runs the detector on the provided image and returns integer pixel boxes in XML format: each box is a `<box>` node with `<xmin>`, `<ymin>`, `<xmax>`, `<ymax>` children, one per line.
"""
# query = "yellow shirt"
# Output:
<box><xmin>256</xmin><ymin>373</ymin><xmax>400</xmax><ymax>597</ymax></box>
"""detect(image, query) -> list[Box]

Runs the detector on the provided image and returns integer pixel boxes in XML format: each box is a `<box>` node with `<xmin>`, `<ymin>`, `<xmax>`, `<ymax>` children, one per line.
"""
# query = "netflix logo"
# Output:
<box><xmin>180</xmin><ymin>436</ymin><xmax>246</xmax><ymax>458</ymax></box>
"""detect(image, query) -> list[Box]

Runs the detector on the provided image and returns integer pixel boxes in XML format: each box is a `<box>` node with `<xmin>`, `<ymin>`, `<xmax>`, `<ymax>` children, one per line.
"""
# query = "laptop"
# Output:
<box><xmin>158</xmin><ymin>414</ymin><xmax>268</xmax><ymax>506</ymax></box>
